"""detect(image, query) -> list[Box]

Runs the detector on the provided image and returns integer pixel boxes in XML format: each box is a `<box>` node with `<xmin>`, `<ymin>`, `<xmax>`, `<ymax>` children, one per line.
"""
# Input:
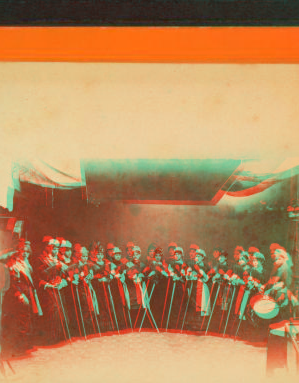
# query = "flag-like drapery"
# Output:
<box><xmin>0</xmin><ymin>157</ymin><xmax>298</xmax><ymax>211</ymax></box>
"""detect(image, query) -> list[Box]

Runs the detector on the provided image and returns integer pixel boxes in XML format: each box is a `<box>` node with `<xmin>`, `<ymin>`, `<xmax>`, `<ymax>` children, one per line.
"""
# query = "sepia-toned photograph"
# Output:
<box><xmin>0</xmin><ymin>63</ymin><xmax>298</xmax><ymax>382</ymax></box>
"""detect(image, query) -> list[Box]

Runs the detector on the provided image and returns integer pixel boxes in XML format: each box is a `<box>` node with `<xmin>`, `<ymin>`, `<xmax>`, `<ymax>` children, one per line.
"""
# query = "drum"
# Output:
<box><xmin>246</xmin><ymin>294</ymin><xmax>280</xmax><ymax>328</ymax></box>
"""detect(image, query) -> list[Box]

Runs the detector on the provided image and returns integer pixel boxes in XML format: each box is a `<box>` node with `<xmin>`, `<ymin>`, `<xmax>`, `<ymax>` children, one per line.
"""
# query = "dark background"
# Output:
<box><xmin>0</xmin><ymin>0</ymin><xmax>299</xmax><ymax>25</ymax></box>
<box><xmin>8</xmin><ymin>177</ymin><xmax>295</xmax><ymax>280</ymax></box>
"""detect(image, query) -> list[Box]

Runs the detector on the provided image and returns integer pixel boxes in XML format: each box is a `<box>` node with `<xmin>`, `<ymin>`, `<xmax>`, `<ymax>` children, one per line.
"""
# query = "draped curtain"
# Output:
<box><xmin>0</xmin><ymin>158</ymin><xmax>298</xmax><ymax>212</ymax></box>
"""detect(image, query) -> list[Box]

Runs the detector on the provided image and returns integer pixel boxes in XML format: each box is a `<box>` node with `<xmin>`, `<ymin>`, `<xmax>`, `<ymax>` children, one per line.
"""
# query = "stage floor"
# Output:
<box><xmin>3</xmin><ymin>332</ymin><xmax>296</xmax><ymax>383</ymax></box>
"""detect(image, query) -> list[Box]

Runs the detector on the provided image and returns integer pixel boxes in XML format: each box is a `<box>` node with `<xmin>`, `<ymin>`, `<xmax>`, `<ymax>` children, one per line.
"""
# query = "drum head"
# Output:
<box><xmin>252</xmin><ymin>295</ymin><xmax>279</xmax><ymax>320</ymax></box>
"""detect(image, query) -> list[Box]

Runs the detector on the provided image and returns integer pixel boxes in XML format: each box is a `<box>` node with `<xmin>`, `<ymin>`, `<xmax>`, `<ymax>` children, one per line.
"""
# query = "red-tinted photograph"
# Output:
<box><xmin>0</xmin><ymin>63</ymin><xmax>298</xmax><ymax>382</ymax></box>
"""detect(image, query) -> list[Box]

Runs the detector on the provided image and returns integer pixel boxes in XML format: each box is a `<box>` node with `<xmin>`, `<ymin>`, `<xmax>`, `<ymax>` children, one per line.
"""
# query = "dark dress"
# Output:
<box><xmin>109</xmin><ymin>259</ymin><xmax>129</xmax><ymax>331</ymax></box>
<box><xmin>184</xmin><ymin>262</ymin><xmax>210</xmax><ymax>332</ymax></box>
<box><xmin>123</xmin><ymin>259</ymin><xmax>148</xmax><ymax>328</ymax></box>
<box><xmin>67</xmin><ymin>261</ymin><xmax>97</xmax><ymax>338</ymax></box>
<box><xmin>162</xmin><ymin>260</ymin><xmax>187</xmax><ymax>330</ymax></box>
<box><xmin>2</xmin><ymin>257</ymin><xmax>43</xmax><ymax>357</ymax></box>
<box><xmin>91</xmin><ymin>260</ymin><xmax>114</xmax><ymax>333</ymax></box>
<box><xmin>142</xmin><ymin>260</ymin><xmax>169</xmax><ymax>330</ymax></box>
<box><xmin>33</xmin><ymin>252</ymin><xmax>70</xmax><ymax>345</ymax></box>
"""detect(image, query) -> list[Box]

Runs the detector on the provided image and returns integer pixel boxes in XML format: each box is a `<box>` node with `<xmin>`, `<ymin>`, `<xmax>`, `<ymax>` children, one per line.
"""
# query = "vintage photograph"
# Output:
<box><xmin>0</xmin><ymin>63</ymin><xmax>298</xmax><ymax>382</ymax></box>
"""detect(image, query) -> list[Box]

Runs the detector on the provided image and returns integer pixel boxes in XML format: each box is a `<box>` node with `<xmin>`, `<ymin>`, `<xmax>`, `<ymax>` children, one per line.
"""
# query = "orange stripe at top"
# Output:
<box><xmin>0</xmin><ymin>27</ymin><xmax>299</xmax><ymax>63</ymax></box>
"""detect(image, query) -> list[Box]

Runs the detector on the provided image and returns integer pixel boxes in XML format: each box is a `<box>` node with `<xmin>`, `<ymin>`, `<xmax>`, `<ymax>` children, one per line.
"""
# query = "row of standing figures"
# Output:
<box><xmin>0</xmin><ymin>238</ymin><xmax>298</xmax><ymax>367</ymax></box>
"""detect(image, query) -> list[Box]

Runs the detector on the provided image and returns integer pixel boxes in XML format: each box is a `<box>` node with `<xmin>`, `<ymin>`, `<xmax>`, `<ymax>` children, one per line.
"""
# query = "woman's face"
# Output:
<box><xmin>218</xmin><ymin>255</ymin><xmax>226</xmax><ymax>265</ymax></box>
<box><xmin>133</xmin><ymin>251</ymin><xmax>141</xmax><ymax>260</ymax></box>
<box><xmin>113</xmin><ymin>252</ymin><xmax>122</xmax><ymax>261</ymax></box>
<box><xmin>189</xmin><ymin>249</ymin><xmax>197</xmax><ymax>260</ymax></box>
<box><xmin>169</xmin><ymin>248</ymin><xmax>175</xmax><ymax>257</ymax></box>
<box><xmin>239</xmin><ymin>256</ymin><xmax>247</xmax><ymax>266</ymax></box>
<box><xmin>52</xmin><ymin>246</ymin><xmax>60</xmax><ymax>257</ymax></box>
<box><xmin>96</xmin><ymin>251</ymin><xmax>105</xmax><ymax>262</ymax></box>
<box><xmin>148</xmin><ymin>248</ymin><xmax>155</xmax><ymax>259</ymax></box>
<box><xmin>127</xmin><ymin>247</ymin><xmax>134</xmax><ymax>258</ymax></box>
<box><xmin>81</xmin><ymin>254</ymin><xmax>89</xmax><ymax>264</ymax></box>
<box><xmin>195</xmin><ymin>254</ymin><xmax>204</xmax><ymax>264</ymax></box>
<box><xmin>65</xmin><ymin>248</ymin><xmax>72</xmax><ymax>259</ymax></box>
<box><xmin>174</xmin><ymin>251</ymin><xmax>182</xmax><ymax>262</ymax></box>
<box><xmin>22</xmin><ymin>245</ymin><xmax>31</xmax><ymax>260</ymax></box>
<box><xmin>155</xmin><ymin>254</ymin><xmax>162</xmax><ymax>262</ymax></box>
<box><xmin>213</xmin><ymin>250</ymin><xmax>220</xmax><ymax>259</ymax></box>
<box><xmin>272</xmin><ymin>250</ymin><xmax>280</xmax><ymax>262</ymax></box>
<box><xmin>234</xmin><ymin>251</ymin><xmax>241</xmax><ymax>262</ymax></box>
<box><xmin>107</xmin><ymin>249</ymin><xmax>114</xmax><ymax>258</ymax></box>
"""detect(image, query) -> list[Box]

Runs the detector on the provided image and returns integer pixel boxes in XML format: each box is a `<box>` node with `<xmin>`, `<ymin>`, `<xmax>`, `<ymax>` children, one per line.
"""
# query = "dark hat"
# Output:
<box><xmin>196</xmin><ymin>249</ymin><xmax>206</xmax><ymax>258</ymax></box>
<box><xmin>168</xmin><ymin>242</ymin><xmax>177</xmax><ymax>250</ymax></box>
<box><xmin>147</xmin><ymin>243</ymin><xmax>158</xmax><ymax>252</ymax></box>
<box><xmin>106</xmin><ymin>243</ymin><xmax>115</xmax><ymax>250</ymax></box>
<box><xmin>126</xmin><ymin>241</ymin><xmax>135</xmax><ymax>249</ymax></box>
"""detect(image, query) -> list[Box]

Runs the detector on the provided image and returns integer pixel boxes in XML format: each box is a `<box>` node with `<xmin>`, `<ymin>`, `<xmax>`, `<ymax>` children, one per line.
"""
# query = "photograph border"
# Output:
<box><xmin>0</xmin><ymin>27</ymin><xmax>299</xmax><ymax>63</ymax></box>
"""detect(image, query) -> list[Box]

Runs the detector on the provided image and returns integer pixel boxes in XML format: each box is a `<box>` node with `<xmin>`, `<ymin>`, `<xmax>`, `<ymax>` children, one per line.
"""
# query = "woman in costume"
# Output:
<box><xmin>2</xmin><ymin>240</ymin><xmax>43</xmax><ymax>357</ymax></box>
<box><xmin>184</xmin><ymin>249</ymin><xmax>210</xmax><ymax>331</ymax></box>
<box><xmin>89</xmin><ymin>242</ymin><xmax>114</xmax><ymax>333</ymax></box>
<box><xmin>33</xmin><ymin>237</ymin><xmax>69</xmax><ymax>345</ymax></box>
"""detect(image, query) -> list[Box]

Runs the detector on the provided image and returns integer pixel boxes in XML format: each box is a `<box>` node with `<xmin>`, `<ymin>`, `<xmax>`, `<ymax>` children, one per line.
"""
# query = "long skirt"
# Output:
<box><xmin>1</xmin><ymin>293</ymin><xmax>33</xmax><ymax>357</ymax></box>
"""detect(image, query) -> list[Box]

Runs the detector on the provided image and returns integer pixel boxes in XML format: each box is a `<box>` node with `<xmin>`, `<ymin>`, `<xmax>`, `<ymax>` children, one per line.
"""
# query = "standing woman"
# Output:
<box><xmin>184</xmin><ymin>249</ymin><xmax>210</xmax><ymax>331</ymax></box>
<box><xmin>2</xmin><ymin>240</ymin><xmax>43</xmax><ymax>358</ymax></box>
<box><xmin>89</xmin><ymin>242</ymin><xmax>114</xmax><ymax>333</ymax></box>
<box><xmin>67</xmin><ymin>247</ymin><xmax>95</xmax><ymax>338</ymax></box>
<box><xmin>146</xmin><ymin>243</ymin><xmax>158</xmax><ymax>265</ymax></box>
<box><xmin>34</xmin><ymin>237</ymin><xmax>69</xmax><ymax>346</ymax></box>
<box><xmin>142</xmin><ymin>247</ymin><xmax>169</xmax><ymax>329</ymax></box>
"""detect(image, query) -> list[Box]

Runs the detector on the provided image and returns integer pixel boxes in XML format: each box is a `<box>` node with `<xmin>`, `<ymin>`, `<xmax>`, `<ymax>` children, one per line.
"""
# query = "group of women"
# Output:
<box><xmin>0</xmin><ymin>237</ymin><xmax>297</xmax><ymax>358</ymax></box>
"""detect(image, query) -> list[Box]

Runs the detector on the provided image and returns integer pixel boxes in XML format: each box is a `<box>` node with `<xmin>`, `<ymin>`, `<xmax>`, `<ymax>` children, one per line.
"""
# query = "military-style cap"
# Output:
<box><xmin>126</xmin><ymin>241</ymin><xmax>135</xmax><ymax>249</ymax></box>
<box><xmin>253</xmin><ymin>252</ymin><xmax>265</xmax><ymax>263</ymax></box>
<box><xmin>106</xmin><ymin>243</ymin><xmax>114</xmax><ymax>250</ymax></box>
<box><xmin>174</xmin><ymin>247</ymin><xmax>184</xmax><ymax>254</ymax></box>
<box><xmin>196</xmin><ymin>249</ymin><xmax>206</xmax><ymax>258</ymax></box>
<box><xmin>49</xmin><ymin>239</ymin><xmax>60</xmax><ymax>247</ymax></box>
<box><xmin>190</xmin><ymin>244</ymin><xmax>199</xmax><ymax>250</ymax></box>
<box><xmin>248</xmin><ymin>246</ymin><xmax>259</xmax><ymax>254</ymax></box>
<box><xmin>113</xmin><ymin>247</ymin><xmax>122</xmax><ymax>254</ymax></box>
<box><xmin>60</xmin><ymin>240</ymin><xmax>72</xmax><ymax>249</ymax></box>
<box><xmin>168</xmin><ymin>242</ymin><xmax>177</xmax><ymax>249</ymax></box>
<box><xmin>133</xmin><ymin>246</ymin><xmax>141</xmax><ymax>254</ymax></box>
